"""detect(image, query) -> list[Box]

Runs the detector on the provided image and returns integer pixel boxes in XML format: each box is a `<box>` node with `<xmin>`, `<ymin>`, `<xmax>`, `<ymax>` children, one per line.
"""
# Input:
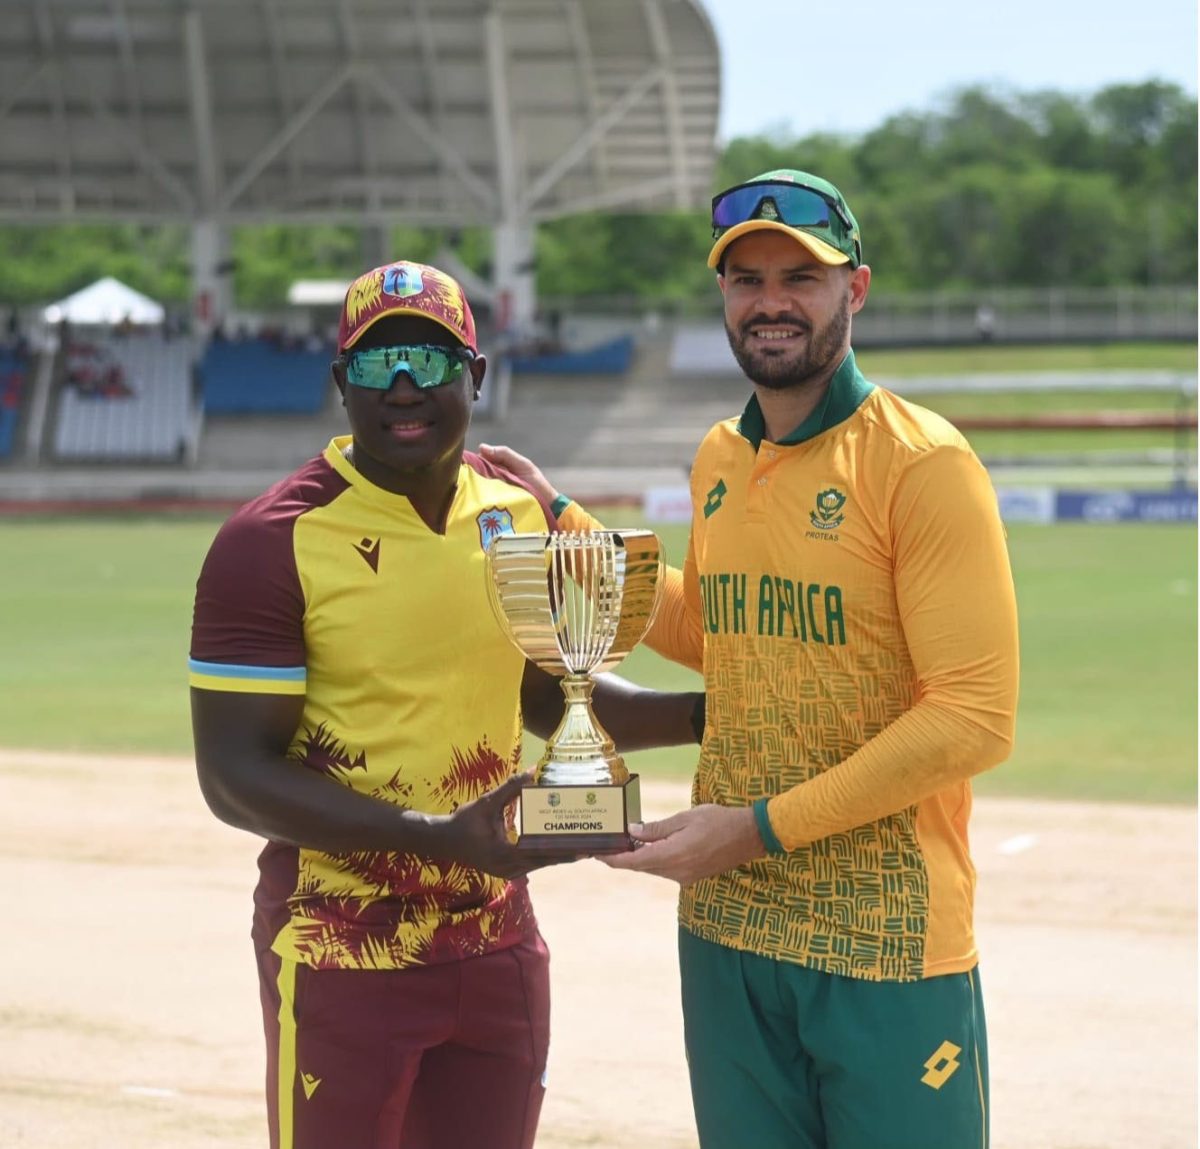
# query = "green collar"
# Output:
<box><xmin>736</xmin><ymin>349</ymin><xmax>874</xmax><ymax>448</ymax></box>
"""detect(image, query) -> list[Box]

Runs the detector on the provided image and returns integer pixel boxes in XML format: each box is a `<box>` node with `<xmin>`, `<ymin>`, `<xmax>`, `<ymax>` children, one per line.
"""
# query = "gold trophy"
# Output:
<box><xmin>486</xmin><ymin>529</ymin><xmax>664</xmax><ymax>852</ymax></box>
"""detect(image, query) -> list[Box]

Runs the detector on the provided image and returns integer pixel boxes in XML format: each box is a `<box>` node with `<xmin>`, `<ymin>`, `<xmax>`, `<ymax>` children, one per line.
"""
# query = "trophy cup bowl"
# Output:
<box><xmin>485</xmin><ymin>529</ymin><xmax>664</xmax><ymax>852</ymax></box>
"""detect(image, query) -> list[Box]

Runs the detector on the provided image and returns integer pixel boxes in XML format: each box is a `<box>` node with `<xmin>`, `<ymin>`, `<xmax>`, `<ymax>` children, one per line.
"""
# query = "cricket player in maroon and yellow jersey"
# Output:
<box><xmin>482</xmin><ymin>170</ymin><xmax>1020</xmax><ymax>1149</ymax></box>
<box><xmin>189</xmin><ymin>260</ymin><xmax>701</xmax><ymax>1149</ymax></box>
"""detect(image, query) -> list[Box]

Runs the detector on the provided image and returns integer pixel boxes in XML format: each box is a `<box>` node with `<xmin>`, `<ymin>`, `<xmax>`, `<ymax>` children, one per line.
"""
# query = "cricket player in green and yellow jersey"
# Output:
<box><xmin>481</xmin><ymin>168</ymin><xmax>1020</xmax><ymax>1149</ymax></box>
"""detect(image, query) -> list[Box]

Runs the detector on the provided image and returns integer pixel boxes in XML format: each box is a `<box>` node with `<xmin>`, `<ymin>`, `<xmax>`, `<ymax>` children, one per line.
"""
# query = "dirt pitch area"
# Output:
<box><xmin>1</xmin><ymin>748</ymin><xmax>1194</xmax><ymax>1149</ymax></box>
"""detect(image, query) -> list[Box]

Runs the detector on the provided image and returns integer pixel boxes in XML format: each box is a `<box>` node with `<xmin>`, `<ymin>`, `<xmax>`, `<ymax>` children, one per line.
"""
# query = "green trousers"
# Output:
<box><xmin>678</xmin><ymin>928</ymin><xmax>989</xmax><ymax>1149</ymax></box>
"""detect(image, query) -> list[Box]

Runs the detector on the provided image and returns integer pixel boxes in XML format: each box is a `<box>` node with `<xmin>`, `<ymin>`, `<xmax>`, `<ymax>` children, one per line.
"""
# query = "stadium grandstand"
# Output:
<box><xmin>0</xmin><ymin>0</ymin><xmax>725</xmax><ymax>501</ymax></box>
<box><xmin>0</xmin><ymin>0</ymin><xmax>1194</xmax><ymax>519</ymax></box>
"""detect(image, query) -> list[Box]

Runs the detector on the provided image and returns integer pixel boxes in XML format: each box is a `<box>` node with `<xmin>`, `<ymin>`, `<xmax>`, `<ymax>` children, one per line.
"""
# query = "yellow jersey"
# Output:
<box><xmin>563</xmin><ymin>351</ymin><xmax>1019</xmax><ymax>981</ymax></box>
<box><xmin>191</xmin><ymin>437</ymin><xmax>554</xmax><ymax>969</ymax></box>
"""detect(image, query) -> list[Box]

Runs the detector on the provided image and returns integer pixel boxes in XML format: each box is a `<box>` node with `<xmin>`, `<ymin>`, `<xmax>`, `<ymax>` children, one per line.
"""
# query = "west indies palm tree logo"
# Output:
<box><xmin>810</xmin><ymin>487</ymin><xmax>847</xmax><ymax>530</ymax></box>
<box><xmin>477</xmin><ymin>506</ymin><xmax>515</xmax><ymax>550</ymax></box>
<box><xmin>382</xmin><ymin>262</ymin><xmax>425</xmax><ymax>300</ymax></box>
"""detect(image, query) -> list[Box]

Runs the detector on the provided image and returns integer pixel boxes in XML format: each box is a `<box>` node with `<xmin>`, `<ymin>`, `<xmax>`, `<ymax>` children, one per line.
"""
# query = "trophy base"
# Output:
<box><xmin>517</xmin><ymin>831</ymin><xmax>634</xmax><ymax>855</ymax></box>
<box><xmin>517</xmin><ymin>774</ymin><xmax>641</xmax><ymax>855</ymax></box>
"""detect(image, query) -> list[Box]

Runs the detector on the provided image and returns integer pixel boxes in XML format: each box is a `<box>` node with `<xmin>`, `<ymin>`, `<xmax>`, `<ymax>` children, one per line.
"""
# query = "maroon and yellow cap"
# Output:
<box><xmin>337</xmin><ymin>260</ymin><xmax>477</xmax><ymax>353</ymax></box>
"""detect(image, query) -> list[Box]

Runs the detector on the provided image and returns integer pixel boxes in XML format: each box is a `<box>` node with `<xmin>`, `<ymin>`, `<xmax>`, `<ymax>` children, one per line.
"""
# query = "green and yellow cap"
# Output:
<box><xmin>707</xmin><ymin>169</ymin><xmax>862</xmax><ymax>270</ymax></box>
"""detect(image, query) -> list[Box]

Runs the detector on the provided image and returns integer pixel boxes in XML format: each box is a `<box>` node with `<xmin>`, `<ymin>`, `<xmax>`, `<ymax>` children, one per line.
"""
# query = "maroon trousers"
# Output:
<box><xmin>256</xmin><ymin>934</ymin><xmax>551</xmax><ymax>1149</ymax></box>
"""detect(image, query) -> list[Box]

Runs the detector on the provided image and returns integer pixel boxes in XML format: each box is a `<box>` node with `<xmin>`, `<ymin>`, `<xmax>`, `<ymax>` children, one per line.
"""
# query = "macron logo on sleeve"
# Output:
<box><xmin>353</xmin><ymin>536</ymin><xmax>381</xmax><ymax>573</ymax></box>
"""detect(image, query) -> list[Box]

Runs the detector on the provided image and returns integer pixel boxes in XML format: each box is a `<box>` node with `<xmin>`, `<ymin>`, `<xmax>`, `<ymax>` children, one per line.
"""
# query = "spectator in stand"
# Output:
<box><xmin>4</xmin><ymin>306</ymin><xmax>20</xmax><ymax>350</ymax></box>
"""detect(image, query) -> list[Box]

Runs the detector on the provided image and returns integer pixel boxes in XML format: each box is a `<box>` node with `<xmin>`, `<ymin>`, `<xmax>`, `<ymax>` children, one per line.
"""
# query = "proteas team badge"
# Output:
<box><xmin>810</xmin><ymin>487</ymin><xmax>846</xmax><ymax>530</ymax></box>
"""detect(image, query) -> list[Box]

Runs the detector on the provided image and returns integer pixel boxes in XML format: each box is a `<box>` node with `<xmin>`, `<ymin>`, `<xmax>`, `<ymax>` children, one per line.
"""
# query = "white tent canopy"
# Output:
<box><xmin>43</xmin><ymin>277</ymin><xmax>165</xmax><ymax>327</ymax></box>
<box><xmin>286</xmin><ymin>280</ymin><xmax>349</xmax><ymax>308</ymax></box>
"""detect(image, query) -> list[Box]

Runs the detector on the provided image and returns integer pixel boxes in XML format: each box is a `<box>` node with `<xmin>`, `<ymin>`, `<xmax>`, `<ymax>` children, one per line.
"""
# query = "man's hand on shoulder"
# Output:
<box><xmin>477</xmin><ymin>444</ymin><xmax>559</xmax><ymax>505</ymax></box>
<box><xmin>601</xmin><ymin>804</ymin><xmax>767</xmax><ymax>886</ymax></box>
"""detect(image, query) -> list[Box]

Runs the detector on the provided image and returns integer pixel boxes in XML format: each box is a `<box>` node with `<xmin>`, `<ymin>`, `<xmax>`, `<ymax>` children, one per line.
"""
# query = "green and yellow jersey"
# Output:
<box><xmin>563</xmin><ymin>351</ymin><xmax>1019</xmax><ymax>982</ymax></box>
<box><xmin>190</xmin><ymin>436</ymin><xmax>554</xmax><ymax>971</ymax></box>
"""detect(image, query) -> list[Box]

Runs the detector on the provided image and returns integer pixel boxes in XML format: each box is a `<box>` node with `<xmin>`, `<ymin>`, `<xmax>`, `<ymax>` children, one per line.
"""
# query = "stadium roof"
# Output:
<box><xmin>0</xmin><ymin>0</ymin><xmax>722</xmax><ymax>226</ymax></box>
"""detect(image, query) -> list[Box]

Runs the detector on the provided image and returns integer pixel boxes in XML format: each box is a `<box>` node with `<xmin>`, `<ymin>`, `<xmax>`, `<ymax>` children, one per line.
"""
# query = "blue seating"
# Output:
<box><xmin>200</xmin><ymin>339</ymin><xmax>333</xmax><ymax>414</ymax></box>
<box><xmin>0</xmin><ymin>407</ymin><xmax>16</xmax><ymax>457</ymax></box>
<box><xmin>0</xmin><ymin>350</ymin><xmax>29</xmax><ymax>458</ymax></box>
<box><xmin>508</xmin><ymin>335</ymin><xmax>635</xmax><ymax>375</ymax></box>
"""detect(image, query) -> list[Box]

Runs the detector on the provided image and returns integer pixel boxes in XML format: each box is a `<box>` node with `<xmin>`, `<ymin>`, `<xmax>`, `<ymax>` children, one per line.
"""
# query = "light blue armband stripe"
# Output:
<box><xmin>188</xmin><ymin>659</ymin><xmax>306</xmax><ymax>681</ymax></box>
<box><xmin>550</xmin><ymin>494</ymin><xmax>573</xmax><ymax>517</ymax></box>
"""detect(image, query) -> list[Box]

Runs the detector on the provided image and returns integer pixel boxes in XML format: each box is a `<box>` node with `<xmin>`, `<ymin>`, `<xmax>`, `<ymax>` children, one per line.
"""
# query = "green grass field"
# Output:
<box><xmin>853</xmin><ymin>341</ymin><xmax>1197</xmax><ymax>376</ymax></box>
<box><xmin>850</xmin><ymin>345</ymin><xmax>1199</xmax><ymax>461</ymax></box>
<box><xmin>0</xmin><ymin>512</ymin><xmax>1194</xmax><ymax>803</ymax></box>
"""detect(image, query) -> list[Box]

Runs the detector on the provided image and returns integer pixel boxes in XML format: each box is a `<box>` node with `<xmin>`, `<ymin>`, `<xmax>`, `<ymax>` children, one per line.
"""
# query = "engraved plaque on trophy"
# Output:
<box><xmin>485</xmin><ymin>529</ymin><xmax>664</xmax><ymax>852</ymax></box>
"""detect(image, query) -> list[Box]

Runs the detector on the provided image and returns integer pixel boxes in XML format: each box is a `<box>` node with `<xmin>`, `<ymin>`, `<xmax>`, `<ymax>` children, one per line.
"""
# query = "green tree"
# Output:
<box><xmin>855</xmin><ymin>112</ymin><xmax>935</xmax><ymax>190</ymax></box>
<box><xmin>230</xmin><ymin>225</ymin><xmax>361</xmax><ymax>306</ymax></box>
<box><xmin>996</xmin><ymin>168</ymin><xmax>1129</xmax><ymax>286</ymax></box>
<box><xmin>0</xmin><ymin>224</ymin><xmax>191</xmax><ymax>304</ymax></box>
<box><xmin>932</xmin><ymin>87</ymin><xmax>1041</xmax><ymax>172</ymax></box>
<box><xmin>1091</xmin><ymin>81</ymin><xmax>1193</xmax><ymax>184</ymax></box>
<box><xmin>1020</xmin><ymin>90</ymin><xmax>1102</xmax><ymax>171</ymax></box>
<box><xmin>537</xmin><ymin>212</ymin><xmax>711</xmax><ymax>304</ymax></box>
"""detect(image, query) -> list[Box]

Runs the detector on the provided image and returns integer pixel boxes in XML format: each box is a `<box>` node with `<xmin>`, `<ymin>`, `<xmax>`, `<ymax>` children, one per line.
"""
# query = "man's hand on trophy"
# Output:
<box><xmin>443</xmin><ymin>771</ymin><xmax>587</xmax><ymax>878</ymax></box>
<box><xmin>477</xmin><ymin>444</ymin><xmax>559</xmax><ymax>505</ymax></box>
<box><xmin>601</xmin><ymin>804</ymin><xmax>767</xmax><ymax>886</ymax></box>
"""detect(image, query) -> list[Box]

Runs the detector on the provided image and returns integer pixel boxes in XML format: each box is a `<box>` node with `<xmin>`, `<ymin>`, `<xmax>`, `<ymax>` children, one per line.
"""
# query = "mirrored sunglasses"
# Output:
<box><xmin>711</xmin><ymin>179</ymin><xmax>852</xmax><ymax>235</ymax></box>
<box><xmin>344</xmin><ymin>344</ymin><xmax>474</xmax><ymax>391</ymax></box>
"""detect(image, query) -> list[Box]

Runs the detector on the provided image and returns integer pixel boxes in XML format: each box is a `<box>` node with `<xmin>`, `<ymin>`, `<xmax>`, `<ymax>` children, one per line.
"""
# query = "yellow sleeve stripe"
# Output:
<box><xmin>189</xmin><ymin>672</ymin><xmax>306</xmax><ymax>694</ymax></box>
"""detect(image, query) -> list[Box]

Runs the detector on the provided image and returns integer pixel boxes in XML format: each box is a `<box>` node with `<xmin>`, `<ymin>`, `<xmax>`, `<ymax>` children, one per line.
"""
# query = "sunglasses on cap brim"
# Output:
<box><xmin>344</xmin><ymin>344</ymin><xmax>475</xmax><ymax>391</ymax></box>
<box><xmin>711</xmin><ymin>179</ymin><xmax>854</xmax><ymax>236</ymax></box>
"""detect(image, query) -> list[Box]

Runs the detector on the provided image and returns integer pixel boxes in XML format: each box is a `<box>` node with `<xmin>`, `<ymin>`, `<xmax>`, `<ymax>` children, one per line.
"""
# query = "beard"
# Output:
<box><xmin>725</xmin><ymin>296</ymin><xmax>851</xmax><ymax>391</ymax></box>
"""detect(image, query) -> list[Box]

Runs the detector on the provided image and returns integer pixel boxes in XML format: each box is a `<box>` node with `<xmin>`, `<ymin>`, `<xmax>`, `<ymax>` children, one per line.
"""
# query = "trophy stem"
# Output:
<box><xmin>536</xmin><ymin>674</ymin><xmax>631</xmax><ymax>787</ymax></box>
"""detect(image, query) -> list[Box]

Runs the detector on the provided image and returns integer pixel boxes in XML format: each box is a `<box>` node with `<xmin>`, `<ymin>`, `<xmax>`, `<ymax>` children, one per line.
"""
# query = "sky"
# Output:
<box><xmin>699</xmin><ymin>0</ymin><xmax>1197</xmax><ymax>141</ymax></box>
